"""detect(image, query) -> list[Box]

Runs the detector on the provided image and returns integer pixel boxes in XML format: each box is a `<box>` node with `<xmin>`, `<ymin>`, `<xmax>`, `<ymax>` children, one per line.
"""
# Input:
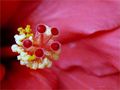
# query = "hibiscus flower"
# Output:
<box><xmin>1</xmin><ymin>0</ymin><xmax>120</xmax><ymax>90</ymax></box>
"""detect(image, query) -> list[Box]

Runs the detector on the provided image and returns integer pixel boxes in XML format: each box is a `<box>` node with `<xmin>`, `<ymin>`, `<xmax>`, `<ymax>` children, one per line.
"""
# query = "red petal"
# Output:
<box><xmin>25</xmin><ymin>0</ymin><xmax>120</xmax><ymax>35</ymax></box>
<box><xmin>1</xmin><ymin>0</ymin><xmax>20</xmax><ymax>26</ymax></box>
<box><xmin>55</xmin><ymin>28</ymin><xmax>120</xmax><ymax>76</ymax></box>
<box><xmin>1</xmin><ymin>47</ymin><xmax>18</xmax><ymax>59</ymax></box>
<box><xmin>0</xmin><ymin>64</ymin><xmax>5</xmax><ymax>81</ymax></box>
<box><xmin>54</xmin><ymin>67</ymin><xmax>119</xmax><ymax>90</ymax></box>
<box><xmin>1</xmin><ymin>62</ymin><xmax>58</xmax><ymax>89</ymax></box>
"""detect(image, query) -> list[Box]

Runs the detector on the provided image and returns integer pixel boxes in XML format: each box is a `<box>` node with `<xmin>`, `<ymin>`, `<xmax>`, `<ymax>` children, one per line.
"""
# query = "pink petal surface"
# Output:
<box><xmin>54</xmin><ymin>66</ymin><xmax>119</xmax><ymax>90</ymax></box>
<box><xmin>1</xmin><ymin>62</ymin><xmax>58</xmax><ymax>89</ymax></box>
<box><xmin>55</xmin><ymin>27</ymin><xmax>120</xmax><ymax>76</ymax></box>
<box><xmin>25</xmin><ymin>0</ymin><xmax>120</xmax><ymax>35</ymax></box>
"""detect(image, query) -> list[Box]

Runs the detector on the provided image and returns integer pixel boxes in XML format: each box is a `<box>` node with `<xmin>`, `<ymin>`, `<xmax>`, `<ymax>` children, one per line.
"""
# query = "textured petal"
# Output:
<box><xmin>54</xmin><ymin>67</ymin><xmax>119</xmax><ymax>90</ymax></box>
<box><xmin>55</xmin><ymin>27</ymin><xmax>120</xmax><ymax>76</ymax></box>
<box><xmin>25</xmin><ymin>0</ymin><xmax>120</xmax><ymax>35</ymax></box>
<box><xmin>1</xmin><ymin>62</ymin><xmax>58</xmax><ymax>89</ymax></box>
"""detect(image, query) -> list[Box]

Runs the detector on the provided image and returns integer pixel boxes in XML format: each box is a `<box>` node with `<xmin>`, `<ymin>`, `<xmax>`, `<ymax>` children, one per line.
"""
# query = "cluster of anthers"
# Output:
<box><xmin>11</xmin><ymin>24</ymin><xmax>61</xmax><ymax>70</ymax></box>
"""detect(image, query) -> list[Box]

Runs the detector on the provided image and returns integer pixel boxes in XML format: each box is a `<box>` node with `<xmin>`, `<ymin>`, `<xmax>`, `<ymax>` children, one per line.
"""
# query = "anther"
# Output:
<box><xmin>51</xmin><ymin>28</ymin><xmax>59</xmax><ymax>36</ymax></box>
<box><xmin>50</xmin><ymin>42</ymin><xmax>60</xmax><ymax>51</ymax></box>
<box><xmin>23</xmin><ymin>39</ymin><xmax>32</xmax><ymax>48</ymax></box>
<box><xmin>37</xmin><ymin>25</ymin><xmax>46</xmax><ymax>33</ymax></box>
<box><xmin>35</xmin><ymin>48</ymin><xmax>44</xmax><ymax>58</ymax></box>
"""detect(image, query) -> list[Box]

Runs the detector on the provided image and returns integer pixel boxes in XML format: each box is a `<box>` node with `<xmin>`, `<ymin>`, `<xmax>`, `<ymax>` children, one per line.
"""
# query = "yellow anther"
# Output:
<box><xmin>26</xmin><ymin>33</ymin><xmax>33</xmax><ymax>38</ymax></box>
<box><xmin>18</xmin><ymin>27</ymin><xmax>25</xmax><ymax>34</ymax></box>
<box><xmin>25</xmin><ymin>25</ymin><xmax>31</xmax><ymax>33</ymax></box>
<box><xmin>17</xmin><ymin>25</ymin><xmax>33</xmax><ymax>39</ymax></box>
<box><xmin>18</xmin><ymin>27</ymin><xmax>23</xmax><ymax>32</ymax></box>
<box><xmin>53</xmin><ymin>54</ymin><xmax>59</xmax><ymax>60</ymax></box>
<box><xmin>28</xmin><ymin>55</ymin><xmax>36</xmax><ymax>61</ymax></box>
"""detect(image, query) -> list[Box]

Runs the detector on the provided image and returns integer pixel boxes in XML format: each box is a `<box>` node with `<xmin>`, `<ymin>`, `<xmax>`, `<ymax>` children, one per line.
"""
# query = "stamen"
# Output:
<box><xmin>11</xmin><ymin>24</ymin><xmax>61</xmax><ymax>70</ymax></box>
<box><xmin>37</xmin><ymin>25</ymin><xmax>46</xmax><ymax>46</ymax></box>
<box><xmin>44</xmin><ymin>35</ymin><xmax>53</xmax><ymax>45</ymax></box>
<box><xmin>44</xmin><ymin>27</ymin><xmax>59</xmax><ymax>45</ymax></box>
<box><xmin>40</xmin><ymin>33</ymin><xmax>44</xmax><ymax>47</ymax></box>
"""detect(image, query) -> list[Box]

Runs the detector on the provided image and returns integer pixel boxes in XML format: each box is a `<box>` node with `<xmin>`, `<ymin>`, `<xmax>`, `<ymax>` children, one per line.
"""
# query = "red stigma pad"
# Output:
<box><xmin>51</xmin><ymin>42</ymin><xmax>60</xmax><ymax>51</ymax></box>
<box><xmin>35</xmin><ymin>48</ymin><xmax>44</xmax><ymax>57</ymax></box>
<box><xmin>51</xmin><ymin>28</ymin><xmax>59</xmax><ymax>35</ymax></box>
<box><xmin>37</xmin><ymin>25</ymin><xmax>46</xmax><ymax>33</ymax></box>
<box><xmin>23</xmin><ymin>39</ymin><xmax>32</xmax><ymax>48</ymax></box>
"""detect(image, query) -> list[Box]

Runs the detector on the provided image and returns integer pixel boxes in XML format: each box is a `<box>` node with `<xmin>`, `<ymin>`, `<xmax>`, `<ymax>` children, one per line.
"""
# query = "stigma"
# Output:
<box><xmin>11</xmin><ymin>24</ymin><xmax>61</xmax><ymax>70</ymax></box>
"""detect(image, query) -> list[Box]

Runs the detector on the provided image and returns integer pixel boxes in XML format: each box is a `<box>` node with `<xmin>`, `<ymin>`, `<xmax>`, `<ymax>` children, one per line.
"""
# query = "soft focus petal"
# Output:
<box><xmin>88</xmin><ymin>28</ymin><xmax>120</xmax><ymax>71</ymax></box>
<box><xmin>1</xmin><ymin>47</ymin><xmax>17</xmax><ymax>59</ymax></box>
<box><xmin>1</xmin><ymin>0</ymin><xmax>41</xmax><ymax>27</ymax></box>
<box><xmin>25</xmin><ymin>0</ymin><xmax>120</xmax><ymax>35</ymax></box>
<box><xmin>55</xmin><ymin>27</ymin><xmax>120</xmax><ymax>76</ymax></box>
<box><xmin>0</xmin><ymin>64</ymin><xmax>5</xmax><ymax>81</ymax></box>
<box><xmin>54</xmin><ymin>67</ymin><xmax>119</xmax><ymax>90</ymax></box>
<box><xmin>1</xmin><ymin>62</ymin><xmax>58</xmax><ymax>89</ymax></box>
<box><xmin>1</xmin><ymin>0</ymin><xmax>20</xmax><ymax>26</ymax></box>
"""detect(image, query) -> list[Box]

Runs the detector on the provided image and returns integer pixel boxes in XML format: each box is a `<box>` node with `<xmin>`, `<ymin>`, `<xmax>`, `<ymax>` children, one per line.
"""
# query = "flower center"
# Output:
<box><xmin>11</xmin><ymin>24</ymin><xmax>61</xmax><ymax>70</ymax></box>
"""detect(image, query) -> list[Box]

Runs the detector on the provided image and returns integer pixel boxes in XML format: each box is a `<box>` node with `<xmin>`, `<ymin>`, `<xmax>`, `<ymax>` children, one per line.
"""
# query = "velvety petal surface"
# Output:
<box><xmin>53</xmin><ymin>66</ymin><xmax>119</xmax><ymax>90</ymax></box>
<box><xmin>55</xmin><ymin>27</ymin><xmax>120</xmax><ymax>76</ymax></box>
<box><xmin>1</xmin><ymin>62</ymin><xmax>58</xmax><ymax>90</ymax></box>
<box><xmin>25</xmin><ymin>0</ymin><xmax>120</xmax><ymax>35</ymax></box>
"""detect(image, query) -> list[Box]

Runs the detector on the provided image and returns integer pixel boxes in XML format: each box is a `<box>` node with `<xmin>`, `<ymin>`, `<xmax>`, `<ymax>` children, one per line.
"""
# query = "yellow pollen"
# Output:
<box><xmin>25</xmin><ymin>25</ymin><xmax>31</xmax><ymax>33</ymax></box>
<box><xmin>18</xmin><ymin>27</ymin><xmax>25</xmax><ymax>34</ymax></box>
<box><xmin>28</xmin><ymin>55</ymin><xmax>36</xmax><ymax>61</ymax></box>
